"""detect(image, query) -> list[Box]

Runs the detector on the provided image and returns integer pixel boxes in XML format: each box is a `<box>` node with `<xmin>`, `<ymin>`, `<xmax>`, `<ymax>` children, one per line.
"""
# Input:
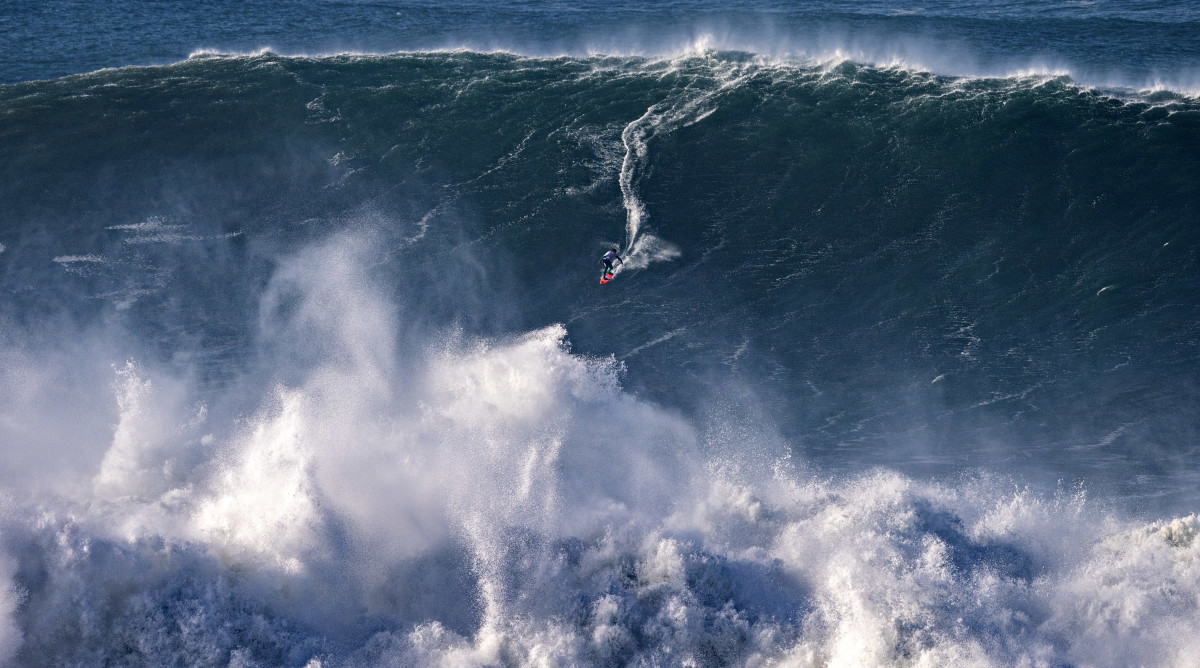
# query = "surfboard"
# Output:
<box><xmin>599</xmin><ymin>272</ymin><xmax>614</xmax><ymax>285</ymax></box>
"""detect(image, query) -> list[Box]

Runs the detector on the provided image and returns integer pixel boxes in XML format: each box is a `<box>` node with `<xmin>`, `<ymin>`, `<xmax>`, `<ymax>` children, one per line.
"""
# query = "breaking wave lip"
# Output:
<box><xmin>178</xmin><ymin>40</ymin><xmax>1200</xmax><ymax>100</ymax></box>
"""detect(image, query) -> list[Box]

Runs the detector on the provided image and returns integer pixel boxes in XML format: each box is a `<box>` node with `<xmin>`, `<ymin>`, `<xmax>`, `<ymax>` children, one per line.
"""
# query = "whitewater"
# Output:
<box><xmin>3</xmin><ymin>1</ymin><xmax>1200</xmax><ymax>664</ymax></box>
<box><xmin>3</xmin><ymin>228</ymin><xmax>1199</xmax><ymax>666</ymax></box>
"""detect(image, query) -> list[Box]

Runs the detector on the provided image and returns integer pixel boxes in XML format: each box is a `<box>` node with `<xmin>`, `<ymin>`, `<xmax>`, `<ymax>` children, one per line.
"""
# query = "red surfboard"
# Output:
<box><xmin>599</xmin><ymin>272</ymin><xmax>614</xmax><ymax>285</ymax></box>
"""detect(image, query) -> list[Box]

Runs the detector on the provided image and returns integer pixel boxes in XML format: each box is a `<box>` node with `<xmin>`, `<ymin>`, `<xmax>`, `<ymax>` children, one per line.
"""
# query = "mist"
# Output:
<box><xmin>3</xmin><ymin>26</ymin><xmax>1199</xmax><ymax>663</ymax></box>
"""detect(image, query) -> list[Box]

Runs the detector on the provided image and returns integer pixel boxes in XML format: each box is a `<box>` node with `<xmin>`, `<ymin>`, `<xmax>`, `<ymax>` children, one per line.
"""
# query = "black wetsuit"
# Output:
<box><xmin>601</xmin><ymin>251</ymin><xmax>622</xmax><ymax>273</ymax></box>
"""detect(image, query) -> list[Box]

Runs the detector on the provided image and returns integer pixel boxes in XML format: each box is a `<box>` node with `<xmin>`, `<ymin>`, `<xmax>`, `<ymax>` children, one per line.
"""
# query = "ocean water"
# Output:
<box><xmin>1</xmin><ymin>1</ymin><xmax>1199</xmax><ymax>666</ymax></box>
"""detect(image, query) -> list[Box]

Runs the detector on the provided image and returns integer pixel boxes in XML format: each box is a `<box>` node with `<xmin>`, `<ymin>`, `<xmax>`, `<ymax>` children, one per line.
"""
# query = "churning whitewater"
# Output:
<box><xmin>1</xmin><ymin>35</ymin><xmax>1199</xmax><ymax>667</ymax></box>
<box><xmin>3</xmin><ymin>231</ymin><xmax>1199</xmax><ymax>667</ymax></box>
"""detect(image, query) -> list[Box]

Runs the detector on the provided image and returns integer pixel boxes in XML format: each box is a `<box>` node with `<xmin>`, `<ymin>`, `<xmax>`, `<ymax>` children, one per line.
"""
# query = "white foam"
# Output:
<box><xmin>106</xmin><ymin>216</ymin><xmax>182</xmax><ymax>232</ymax></box>
<box><xmin>92</xmin><ymin>361</ymin><xmax>207</xmax><ymax>503</ymax></box>
<box><xmin>3</xmin><ymin>230</ymin><xmax>1200</xmax><ymax>664</ymax></box>
<box><xmin>616</xmin><ymin>59</ymin><xmax>749</xmax><ymax>272</ymax></box>
<box><xmin>192</xmin><ymin>386</ymin><xmax>322</xmax><ymax>573</ymax></box>
<box><xmin>170</xmin><ymin>39</ymin><xmax>1200</xmax><ymax>100</ymax></box>
<box><xmin>51</xmin><ymin>254</ymin><xmax>105</xmax><ymax>264</ymax></box>
<box><xmin>1045</xmin><ymin>514</ymin><xmax>1200</xmax><ymax>666</ymax></box>
<box><xmin>103</xmin><ymin>216</ymin><xmax>241</xmax><ymax>245</ymax></box>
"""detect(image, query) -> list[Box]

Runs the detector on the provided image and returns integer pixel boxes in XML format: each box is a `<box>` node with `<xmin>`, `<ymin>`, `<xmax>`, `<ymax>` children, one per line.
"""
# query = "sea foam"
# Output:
<box><xmin>2</xmin><ymin>231</ymin><xmax>1199</xmax><ymax>666</ymax></box>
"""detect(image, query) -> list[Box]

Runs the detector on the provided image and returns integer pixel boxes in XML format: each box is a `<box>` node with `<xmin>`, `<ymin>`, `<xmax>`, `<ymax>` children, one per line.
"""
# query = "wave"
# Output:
<box><xmin>2</xmin><ymin>231</ymin><xmax>1199</xmax><ymax>666</ymax></box>
<box><xmin>177</xmin><ymin>43</ymin><xmax>1200</xmax><ymax>99</ymax></box>
<box><xmin>8</xmin><ymin>0</ymin><xmax>1200</xmax><ymax>88</ymax></box>
<box><xmin>2</xmin><ymin>43</ymin><xmax>1199</xmax><ymax>664</ymax></box>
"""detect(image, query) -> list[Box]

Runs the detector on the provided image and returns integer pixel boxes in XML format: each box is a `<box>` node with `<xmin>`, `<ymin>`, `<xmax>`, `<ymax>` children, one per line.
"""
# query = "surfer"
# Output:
<box><xmin>599</xmin><ymin>248</ymin><xmax>623</xmax><ymax>275</ymax></box>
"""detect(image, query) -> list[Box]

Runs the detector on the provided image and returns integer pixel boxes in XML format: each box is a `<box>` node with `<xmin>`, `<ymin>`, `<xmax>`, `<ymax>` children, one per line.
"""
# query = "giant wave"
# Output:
<box><xmin>1</xmin><ymin>50</ymin><xmax>1199</xmax><ymax>665</ymax></box>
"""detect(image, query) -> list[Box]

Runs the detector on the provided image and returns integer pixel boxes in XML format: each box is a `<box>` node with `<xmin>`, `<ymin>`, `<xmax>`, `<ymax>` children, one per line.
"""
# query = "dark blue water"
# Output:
<box><xmin>5</xmin><ymin>0</ymin><xmax>1200</xmax><ymax>87</ymax></box>
<box><xmin>1</xmin><ymin>2</ymin><xmax>1199</xmax><ymax>666</ymax></box>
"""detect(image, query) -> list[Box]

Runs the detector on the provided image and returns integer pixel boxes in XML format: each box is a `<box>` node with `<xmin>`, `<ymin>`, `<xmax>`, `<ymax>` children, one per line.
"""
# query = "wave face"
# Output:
<box><xmin>1</xmin><ymin>51</ymin><xmax>1199</xmax><ymax>666</ymax></box>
